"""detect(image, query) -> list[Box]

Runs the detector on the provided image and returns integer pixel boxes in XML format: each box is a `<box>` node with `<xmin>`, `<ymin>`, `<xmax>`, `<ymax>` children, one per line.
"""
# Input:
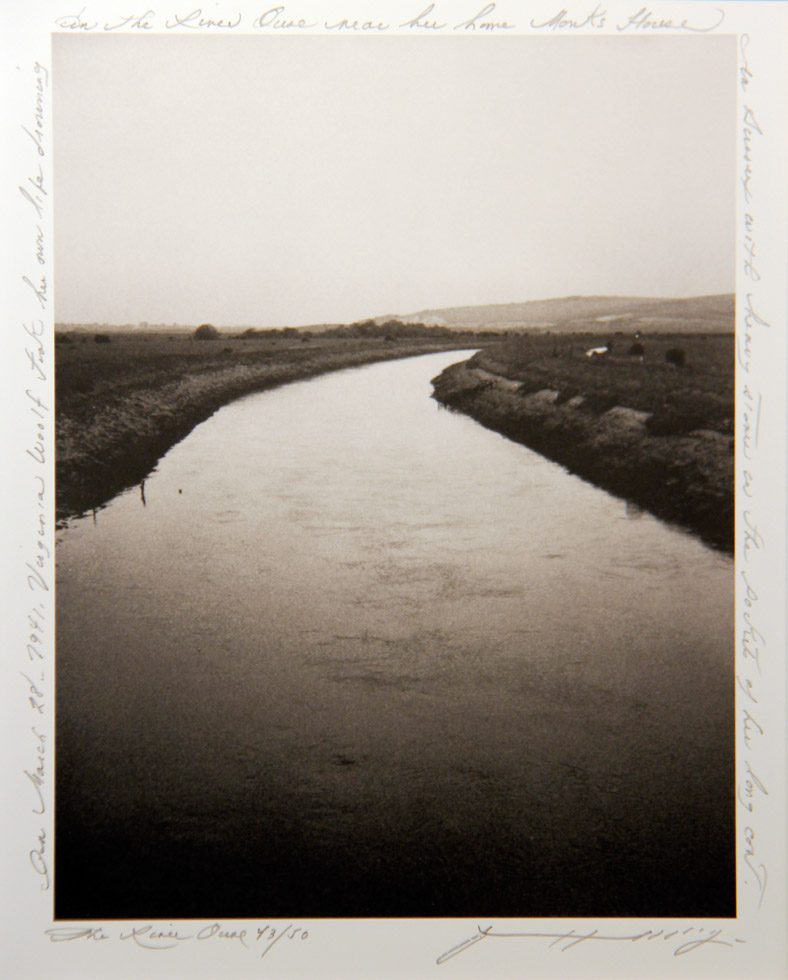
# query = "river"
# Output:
<box><xmin>55</xmin><ymin>350</ymin><xmax>734</xmax><ymax>918</ymax></box>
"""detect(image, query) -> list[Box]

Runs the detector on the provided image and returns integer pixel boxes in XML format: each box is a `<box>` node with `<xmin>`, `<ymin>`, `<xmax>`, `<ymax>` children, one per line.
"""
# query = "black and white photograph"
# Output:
<box><xmin>53</xmin><ymin>29</ymin><xmax>736</xmax><ymax>920</ymax></box>
<box><xmin>2</xmin><ymin>2</ymin><xmax>787</xmax><ymax>978</ymax></box>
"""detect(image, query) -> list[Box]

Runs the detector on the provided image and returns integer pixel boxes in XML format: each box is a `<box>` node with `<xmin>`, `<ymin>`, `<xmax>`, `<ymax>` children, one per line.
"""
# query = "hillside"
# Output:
<box><xmin>383</xmin><ymin>294</ymin><xmax>733</xmax><ymax>333</ymax></box>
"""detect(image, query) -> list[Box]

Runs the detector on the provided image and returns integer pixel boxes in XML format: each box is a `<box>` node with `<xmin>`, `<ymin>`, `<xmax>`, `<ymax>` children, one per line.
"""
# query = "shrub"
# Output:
<box><xmin>94</xmin><ymin>333</ymin><xmax>111</xmax><ymax>344</ymax></box>
<box><xmin>583</xmin><ymin>392</ymin><xmax>618</xmax><ymax>414</ymax></box>
<box><xmin>665</xmin><ymin>347</ymin><xmax>686</xmax><ymax>367</ymax></box>
<box><xmin>194</xmin><ymin>323</ymin><xmax>219</xmax><ymax>340</ymax></box>
<box><xmin>629</xmin><ymin>342</ymin><xmax>645</xmax><ymax>357</ymax></box>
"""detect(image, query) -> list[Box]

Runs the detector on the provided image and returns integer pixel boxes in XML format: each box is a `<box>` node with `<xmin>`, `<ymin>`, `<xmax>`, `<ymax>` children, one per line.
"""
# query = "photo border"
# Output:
<box><xmin>2</xmin><ymin>2</ymin><xmax>786</xmax><ymax>976</ymax></box>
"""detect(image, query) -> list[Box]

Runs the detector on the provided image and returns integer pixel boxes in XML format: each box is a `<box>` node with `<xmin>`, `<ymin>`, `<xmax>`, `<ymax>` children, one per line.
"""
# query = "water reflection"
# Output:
<box><xmin>56</xmin><ymin>350</ymin><xmax>734</xmax><ymax>919</ymax></box>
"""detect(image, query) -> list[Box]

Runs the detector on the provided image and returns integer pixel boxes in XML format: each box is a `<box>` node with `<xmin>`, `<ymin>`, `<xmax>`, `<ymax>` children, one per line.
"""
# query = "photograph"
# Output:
<box><xmin>51</xmin><ymin>30</ymin><xmax>738</xmax><ymax>923</ymax></box>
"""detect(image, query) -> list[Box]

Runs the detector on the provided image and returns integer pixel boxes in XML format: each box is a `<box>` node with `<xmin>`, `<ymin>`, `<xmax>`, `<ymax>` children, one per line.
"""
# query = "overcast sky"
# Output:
<box><xmin>53</xmin><ymin>33</ymin><xmax>735</xmax><ymax>327</ymax></box>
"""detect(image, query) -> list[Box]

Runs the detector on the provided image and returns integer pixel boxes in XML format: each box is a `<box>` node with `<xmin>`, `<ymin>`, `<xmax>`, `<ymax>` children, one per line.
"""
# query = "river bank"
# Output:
<box><xmin>56</xmin><ymin>333</ymin><xmax>482</xmax><ymax>522</ymax></box>
<box><xmin>57</xmin><ymin>349</ymin><xmax>734</xmax><ymax>919</ymax></box>
<box><xmin>432</xmin><ymin>339</ymin><xmax>733</xmax><ymax>552</ymax></box>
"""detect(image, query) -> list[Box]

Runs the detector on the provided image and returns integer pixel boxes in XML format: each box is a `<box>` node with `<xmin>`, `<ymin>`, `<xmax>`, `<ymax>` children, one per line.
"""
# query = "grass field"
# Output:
<box><xmin>56</xmin><ymin>329</ymin><xmax>486</xmax><ymax>522</ymax></box>
<box><xmin>471</xmin><ymin>332</ymin><xmax>733</xmax><ymax>435</ymax></box>
<box><xmin>433</xmin><ymin>332</ymin><xmax>734</xmax><ymax>551</ymax></box>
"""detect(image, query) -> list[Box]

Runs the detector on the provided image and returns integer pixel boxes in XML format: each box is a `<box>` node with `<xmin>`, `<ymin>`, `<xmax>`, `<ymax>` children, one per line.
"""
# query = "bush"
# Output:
<box><xmin>583</xmin><ymin>392</ymin><xmax>618</xmax><ymax>415</ymax></box>
<box><xmin>665</xmin><ymin>347</ymin><xmax>686</xmax><ymax>367</ymax></box>
<box><xmin>94</xmin><ymin>333</ymin><xmax>111</xmax><ymax>344</ymax></box>
<box><xmin>629</xmin><ymin>342</ymin><xmax>645</xmax><ymax>357</ymax></box>
<box><xmin>194</xmin><ymin>323</ymin><xmax>219</xmax><ymax>340</ymax></box>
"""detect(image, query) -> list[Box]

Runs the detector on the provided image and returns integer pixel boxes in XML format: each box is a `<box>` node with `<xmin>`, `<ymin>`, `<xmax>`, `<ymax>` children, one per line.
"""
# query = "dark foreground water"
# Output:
<box><xmin>56</xmin><ymin>350</ymin><xmax>734</xmax><ymax>919</ymax></box>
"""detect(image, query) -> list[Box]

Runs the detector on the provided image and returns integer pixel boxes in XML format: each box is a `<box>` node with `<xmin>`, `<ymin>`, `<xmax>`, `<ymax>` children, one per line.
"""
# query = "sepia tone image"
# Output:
<box><xmin>54</xmin><ymin>32</ymin><xmax>735</xmax><ymax>919</ymax></box>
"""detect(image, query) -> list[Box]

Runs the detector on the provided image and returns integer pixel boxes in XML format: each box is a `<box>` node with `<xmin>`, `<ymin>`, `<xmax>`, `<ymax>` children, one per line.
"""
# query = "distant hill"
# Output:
<box><xmin>379</xmin><ymin>294</ymin><xmax>734</xmax><ymax>333</ymax></box>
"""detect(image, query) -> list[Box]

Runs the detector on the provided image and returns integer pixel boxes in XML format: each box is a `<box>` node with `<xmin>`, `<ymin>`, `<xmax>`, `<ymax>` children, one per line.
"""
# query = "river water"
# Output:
<box><xmin>55</xmin><ymin>350</ymin><xmax>734</xmax><ymax>919</ymax></box>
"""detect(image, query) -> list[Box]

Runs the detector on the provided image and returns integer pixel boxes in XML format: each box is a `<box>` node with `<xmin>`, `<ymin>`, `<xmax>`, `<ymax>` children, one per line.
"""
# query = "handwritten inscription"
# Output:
<box><xmin>55</xmin><ymin>7</ymin><xmax>99</xmax><ymax>30</ymax></box>
<box><xmin>104</xmin><ymin>10</ymin><xmax>155</xmax><ymax>30</ymax></box>
<box><xmin>18</xmin><ymin>57</ymin><xmax>52</xmax><ymax>913</ymax></box>
<box><xmin>29</xmin><ymin>826</ymin><xmax>50</xmax><ymax>891</ymax></box>
<box><xmin>24</xmin><ymin>727</ymin><xmax>46</xmax><ymax>815</ymax></box>
<box><xmin>253</xmin><ymin>6</ymin><xmax>316</xmax><ymax>29</ymax></box>
<box><xmin>46</xmin><ymin>927</ymin><xmax>112</xmax><ymax>943</ymax></box>
<box><xmin>437</xmin><ymin>924</ymin><xmax>746</xmax><ymax>963</ymax></box>
<box><xmin>165</xmin><ymin>8</ymin><xmax>243</xmax><ymax>29</ymax></box>
<box><xmin>19</xmin><ymin>164</ymin><xmax>47</xmax><ymax>221</ymax></box>
<box><xmin>400</xmin><ymin>4</ymin><xmax>447</xmax><ymax>30</ymax></box>
<box><xmin>22</xmin><ymin>62</ymin><xmax>48</xmax><ymax>157</ymax></box>
<box><xmin>616</xmin><ymin>5</ymin><xmax>724</xmax><ymax>32</ymax></box>
<box><xmin>49</xmin><ymin>3</ymin><xmax>732</xmax><ymax>35</ymax></box>
<box><xmin>454</xmin><ymin>3</ymin><xmax>514</xmax><ymax>31</ymax></box>
<box><xmin>52</xmin><ymin>3</ymin><xmax>522</xmax><ymax>32</ymax></box>
<box><xmin>742</xmin><ymin>826</ymin><xmax>767</xmax><ymax>909</ymax></box>
<box><xmin>739</xmin><ymin>34</ymin><xmax>752</xmax><ymax>92</ymax></box>
<box><xmin>531</xmin><ymin>5</ymin><xmax>607</xmax><ymax>30</ymax></box>
<box><xmin>325</xmin><ymin>15</ymin><xmax>389</xmax><ymax>31</ymax></box>
<box><xmin>741</xmin><ymin>107</ymin><xmax>763</xmax><ymax>286</ymax></box>
<box><xmin>735</xmin><ymin>34</ymin><xmax>773</xmax><ymax>922</ymax></box>
<box><xmin>47</xmin><ymin>922</ymin><xmax>310</xmax><ymax>960</ymax></box>
<box><xmin>28</xmin><ymin>6</ymin><xmax>780</xmax><ymax>975</ymax></box>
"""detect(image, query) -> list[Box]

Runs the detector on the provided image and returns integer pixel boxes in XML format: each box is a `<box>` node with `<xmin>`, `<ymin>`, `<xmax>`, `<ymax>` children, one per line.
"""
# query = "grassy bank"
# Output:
<box><xmin>56</xmin><ymin>331</ymin><xmax>482</xmax><ymax>522</ymax></box>
<box><xmin>432</xmin><ymin>333</ymin><xmax>733</xmax><ymax>552</ymax></box>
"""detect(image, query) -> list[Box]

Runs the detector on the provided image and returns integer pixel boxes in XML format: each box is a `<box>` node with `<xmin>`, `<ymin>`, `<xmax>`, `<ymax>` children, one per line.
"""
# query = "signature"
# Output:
<box><xmin>437</xmin><ymin>924</ymin><xmax>746</xmax><ymax>963</ymax></box>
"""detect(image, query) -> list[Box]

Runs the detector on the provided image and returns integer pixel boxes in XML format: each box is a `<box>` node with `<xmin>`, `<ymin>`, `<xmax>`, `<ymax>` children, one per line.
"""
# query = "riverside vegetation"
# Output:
<box><xmin>56</xmin><ymin>324</ymin><xmax>487</xmax><ymax>522</ymax></box>
<box><xmin>432</xmin><ymin>332</ymin><xmax>733</xmax><ymax>552</ymax></box>
<box><xmin>57</xmin><ymin>315</ymin><xmax>734</xmax><ymax>552</ymax></box>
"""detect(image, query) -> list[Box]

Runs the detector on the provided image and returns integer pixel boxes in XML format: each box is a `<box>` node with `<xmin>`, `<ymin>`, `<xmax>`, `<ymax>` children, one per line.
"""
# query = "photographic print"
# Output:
<box><xmin>53</xmin><ymin>30</ymin><xmax>736</xmax><ymax>920</ymax></box>
<box><xmin>3</xmin><ymin>3</ymin><xmax>787</xmax><ymax>978</ymax></box>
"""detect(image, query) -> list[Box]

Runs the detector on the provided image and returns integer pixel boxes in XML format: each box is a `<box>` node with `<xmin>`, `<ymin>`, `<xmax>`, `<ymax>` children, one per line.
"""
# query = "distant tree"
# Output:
<box><xmin>629</xmin><ymin>342</ymin><xmax>645</xmax><ymax>357</ymax></box>
<box><xmin>665</xmin><ymin>346</ymin><xmax>686</xmax><ymax>367</ymax></box>
<box><xmin>94</xmin><ymin>333</ymin><xmax>111</xmax><ymax>344</ymax></box>
<box><xmin>194</xmin><ymin>323</ymin><xmax>219</xmax><ymax>340</ymax></box>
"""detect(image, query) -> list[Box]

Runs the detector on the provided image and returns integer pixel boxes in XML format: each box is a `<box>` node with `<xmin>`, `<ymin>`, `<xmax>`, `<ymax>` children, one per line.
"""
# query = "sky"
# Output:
<box><xmin>53</xmin><ymin>33</ymin><xmax>736</xmax><ymax>327</ymax></box>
